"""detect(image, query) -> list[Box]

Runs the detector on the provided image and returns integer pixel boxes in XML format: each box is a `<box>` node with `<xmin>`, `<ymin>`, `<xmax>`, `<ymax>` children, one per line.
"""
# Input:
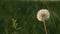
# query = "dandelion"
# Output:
<box><xmin>37</xmin><ymin>9</ymin><xmax>50</xmax><ymax>21</ymax></box>
<box><xmin>37</xmin><ymin>9</ymin><xmax>50</xmax><ymax>34</ymax></box>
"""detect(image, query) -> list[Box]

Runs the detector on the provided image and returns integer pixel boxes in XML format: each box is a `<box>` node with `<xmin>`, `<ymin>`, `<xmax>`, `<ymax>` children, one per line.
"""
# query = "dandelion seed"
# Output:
<box><xmin>37</xmin><ymin>9</ymin><xmax>50</xmax><ymax>21</ymax></box>
<box><xmin>37</xmin><ymin>9</ymin><xmax>50</xmax><ymax>34</ymax></box>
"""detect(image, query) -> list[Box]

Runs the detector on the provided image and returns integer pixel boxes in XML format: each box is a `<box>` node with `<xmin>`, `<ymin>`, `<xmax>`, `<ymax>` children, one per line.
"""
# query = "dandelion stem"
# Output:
<box><xmin>43</xmin><ymin>20</ymin><xmax>48</xmax><ymax>34</ymax></box>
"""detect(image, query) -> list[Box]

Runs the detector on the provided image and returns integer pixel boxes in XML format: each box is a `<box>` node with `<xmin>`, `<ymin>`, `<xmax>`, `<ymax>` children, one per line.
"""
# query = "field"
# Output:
<box><xmin>0</xmin><ymin>1</ymin><xmax>60</xmax><ymax>34</ymax></box>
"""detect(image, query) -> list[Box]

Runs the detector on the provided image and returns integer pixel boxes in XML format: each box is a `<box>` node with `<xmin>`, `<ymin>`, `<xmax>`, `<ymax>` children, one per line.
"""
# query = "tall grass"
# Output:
<box><xmin>0</xmin><ymin>1</ymin><xmax>60</xmax><ymax>34</ymax></box>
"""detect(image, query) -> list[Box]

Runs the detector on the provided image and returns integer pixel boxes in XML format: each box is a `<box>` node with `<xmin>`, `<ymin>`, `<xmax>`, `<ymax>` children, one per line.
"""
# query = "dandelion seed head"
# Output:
<box><xmin>37</xmin><ymin>9</ymin><xmax>50</xmax><ymax>21</ymax></box>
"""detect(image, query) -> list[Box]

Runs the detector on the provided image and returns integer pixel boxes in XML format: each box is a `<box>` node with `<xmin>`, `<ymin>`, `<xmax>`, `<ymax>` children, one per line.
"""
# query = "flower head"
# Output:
<box><xmin>37</xmin><ymin>9</ymin><xmax>50</xmax><ymax>21</ymax></box>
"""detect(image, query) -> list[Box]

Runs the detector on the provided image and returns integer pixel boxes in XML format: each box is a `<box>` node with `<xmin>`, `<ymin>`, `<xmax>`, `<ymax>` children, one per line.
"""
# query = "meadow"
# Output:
<box><xmin>0</xmin><ymin>1</ymin><xmax>60</xmax><ymax>34</ymax></box>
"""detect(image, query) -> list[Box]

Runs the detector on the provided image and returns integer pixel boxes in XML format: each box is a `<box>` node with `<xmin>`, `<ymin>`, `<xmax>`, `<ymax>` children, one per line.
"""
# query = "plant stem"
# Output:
<box><xmin>43</xmin><ymin>20</ymin><xmax>48</xmax><ymax>34</ymax></box>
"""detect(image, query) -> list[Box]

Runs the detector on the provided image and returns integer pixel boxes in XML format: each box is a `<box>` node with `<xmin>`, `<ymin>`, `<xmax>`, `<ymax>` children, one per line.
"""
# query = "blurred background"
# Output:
<box><xmin>0</xmin><ymin>0</ymin><xmax>60</xmax><ymax>34</ymax></box>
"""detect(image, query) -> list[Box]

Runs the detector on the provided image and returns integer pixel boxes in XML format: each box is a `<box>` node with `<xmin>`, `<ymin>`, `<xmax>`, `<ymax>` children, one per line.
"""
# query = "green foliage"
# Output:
<box><xmin>0</xmin><ymin>1</ymin><xmax>60</xmax><ymax>34</ymax></box>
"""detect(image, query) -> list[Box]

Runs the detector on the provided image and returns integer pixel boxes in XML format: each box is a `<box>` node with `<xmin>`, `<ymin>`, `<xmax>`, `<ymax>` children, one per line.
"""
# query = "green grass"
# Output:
<box><xmin>0</xmin><ymin>1</ymin><xmax>60</xmax><ymax>34</ymax></box>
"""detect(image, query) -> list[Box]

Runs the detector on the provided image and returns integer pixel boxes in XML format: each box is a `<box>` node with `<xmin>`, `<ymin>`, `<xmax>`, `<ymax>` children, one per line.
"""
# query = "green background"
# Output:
<box><xmin>0</xmin><ymin>1</ymin><xmax>60</xmax><ymax>34</ymax></box>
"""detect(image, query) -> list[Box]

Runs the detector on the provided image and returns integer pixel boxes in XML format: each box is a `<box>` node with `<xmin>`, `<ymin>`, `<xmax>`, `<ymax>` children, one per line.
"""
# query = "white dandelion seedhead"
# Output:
<box><xmin>37</xmin><ymin>9</ymin><xmax>50</xmax><ymax>21</ymax></box>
